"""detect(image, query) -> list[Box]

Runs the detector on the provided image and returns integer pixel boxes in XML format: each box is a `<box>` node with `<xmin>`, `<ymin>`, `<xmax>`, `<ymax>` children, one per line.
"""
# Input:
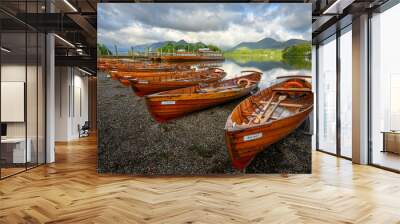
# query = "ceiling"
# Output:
<box><xmin>311</xmin><ymin>0</ymin><xmax>391</xmax><ymax>43</ymax></box>
<box><xmin>0</xmin><ymin>0</ymin><xmax>98</xmax><ymax>73</ymax></box>
<box><xmin>0</xmin><ymin>0</ymin><xmax>396</xmax><ymax>73</ymax></box>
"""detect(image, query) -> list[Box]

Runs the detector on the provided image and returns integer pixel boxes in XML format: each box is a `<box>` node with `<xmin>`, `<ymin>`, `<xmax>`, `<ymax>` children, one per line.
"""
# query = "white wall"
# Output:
<box><xmin>1</xmin><ymin>65</ymin><xmax>29</xmax><ymax>138</ymax></box>
<box><xmin>1</xmin><ymin>64</ymin><xmax>26</xmax><ymax>81</ymax></box>
<box><xmin>1</xmin><ymin>82</ymin><xmax>25</xmax><ymax>122</ymax></box>
<box><xmin>71</xmin><ymin>73</ymin><xmax>89</xmax><ymax>138</ymax></box>
<box><xmin>55</xmin><ymin>66</ymin><xmax>70</xmax><ymax>141</ymax></box>
<box><xmin>1</xmin><ymin>63</ymin><xmax>46</xmax><ymax>164</ymax></box>
<box><xmin>54</xmin><ymin>67</ymin><xmax>89</xmax><ymax>141</ymax></box>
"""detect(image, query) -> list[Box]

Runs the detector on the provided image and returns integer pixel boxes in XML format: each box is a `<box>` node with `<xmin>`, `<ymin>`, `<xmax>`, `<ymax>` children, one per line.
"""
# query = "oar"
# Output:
<box><xmin>251</xmin><ymin>92</ymin><xmax>277</xmax><ymax>124</ymax></box>
<box><xmin>200</xmin><ymin>84</ymin><xmax>240</xmax><ymax>92</ymax></box>
<box><xmin>166</xmin><ymin>74</ymin><xmax>207</xmax><ymax>82</ymax></box>
<box><xmin>260</xmin><ymin>95</ymin><xmax>287</xmax><ymax>123</ymax></box>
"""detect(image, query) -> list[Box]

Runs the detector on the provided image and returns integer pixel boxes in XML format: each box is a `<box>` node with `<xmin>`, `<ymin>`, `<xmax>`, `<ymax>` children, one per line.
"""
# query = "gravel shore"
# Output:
<box><xmin>97</xmin><ymin>71</ymin><xmax>311</xmax><ymax>175</ymax></box>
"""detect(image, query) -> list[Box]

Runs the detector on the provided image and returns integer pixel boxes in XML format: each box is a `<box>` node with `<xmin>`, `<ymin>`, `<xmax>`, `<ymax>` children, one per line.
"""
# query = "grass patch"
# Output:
<box><xmin>224</xmin><ymin>47</ymin><xmax>283</xmax><ymax>62</ymax></box>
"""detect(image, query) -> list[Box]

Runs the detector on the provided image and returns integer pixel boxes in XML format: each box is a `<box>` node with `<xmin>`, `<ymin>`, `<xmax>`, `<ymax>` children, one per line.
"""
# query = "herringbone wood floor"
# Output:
<box><xmin>1</xmin><ymin>135</ymin><xmax>400</xmax><ymax>224</ymax></box>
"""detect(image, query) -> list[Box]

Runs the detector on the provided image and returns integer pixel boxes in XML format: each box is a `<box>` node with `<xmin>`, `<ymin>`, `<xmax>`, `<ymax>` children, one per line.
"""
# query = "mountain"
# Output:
<box><xmin>108</xmin><ymin>38</ymin><xmax>308</xmax><ymax>54</ymax></box>
<box><xmin>176</xmin><ymin>39</ymin><xmax>187</xmax><ymax>45</ymax></box>
<box><xmin>130</xmin><ymin>41</ymin><xmax>169</xmax><ymax>52</ymax></box>
<box><xmin>230</xmin><ymin>37</ymin><xmax>309</xmax><ymax>51</ymax></box>
<box><xmin>282</xmin><ymin>39</ymin><xmax>309</xmax><ymax>48</ymax></box>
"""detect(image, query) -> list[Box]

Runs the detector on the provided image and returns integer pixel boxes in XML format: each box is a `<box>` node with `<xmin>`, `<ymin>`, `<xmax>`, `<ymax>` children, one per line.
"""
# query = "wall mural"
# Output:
<box><xmin>97</xmin><ymin>3</ymin><xmax>313</xmax><ymax>175</ymax></box>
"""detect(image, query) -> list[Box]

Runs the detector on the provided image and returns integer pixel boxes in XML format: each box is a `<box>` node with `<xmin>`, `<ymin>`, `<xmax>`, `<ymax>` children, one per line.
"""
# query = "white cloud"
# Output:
<box><xmin>98</xmin><ymin>3</ymin><xmax>311</xmax><ymax>49</ymax></box>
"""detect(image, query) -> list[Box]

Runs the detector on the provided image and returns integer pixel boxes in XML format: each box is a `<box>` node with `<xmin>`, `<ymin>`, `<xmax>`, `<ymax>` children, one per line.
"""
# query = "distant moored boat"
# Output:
<box><xmin>154</xmin><ymin>48</ymin><xmax>225</xmax><ymax>61</ymax></box>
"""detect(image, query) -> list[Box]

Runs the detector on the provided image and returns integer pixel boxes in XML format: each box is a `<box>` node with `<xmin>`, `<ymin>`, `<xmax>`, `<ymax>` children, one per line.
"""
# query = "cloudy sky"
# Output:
<box><xmin>98</xmin><ymin>3</ymin><xmax>311</xmax><ymax>50</ymax></box>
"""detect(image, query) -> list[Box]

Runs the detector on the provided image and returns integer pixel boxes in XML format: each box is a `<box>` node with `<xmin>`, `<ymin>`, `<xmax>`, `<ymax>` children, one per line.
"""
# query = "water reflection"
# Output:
<box><xmin>217</xmin><ymin>59</ymin><xmax>311</xmax><ymax>90</ymax></box>
<box><xmin>229</xmin><ymin>60</ymin><xmax>294</xmax><ymax>71</ymax></box>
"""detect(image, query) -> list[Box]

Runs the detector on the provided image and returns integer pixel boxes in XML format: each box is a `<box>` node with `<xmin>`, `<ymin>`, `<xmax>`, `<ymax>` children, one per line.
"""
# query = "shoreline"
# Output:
<box><xmin>97</xmin><ymin>71</ymin><xmax>311</xmax><ymax>175</ymax></box>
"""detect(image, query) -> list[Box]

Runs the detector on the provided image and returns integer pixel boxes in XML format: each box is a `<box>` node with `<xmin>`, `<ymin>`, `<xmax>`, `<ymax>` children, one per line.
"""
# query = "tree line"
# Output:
<box><xmin>157</xmin><ymin>42</ymin><xmax>221</xmax><ymax>53</ymax></box>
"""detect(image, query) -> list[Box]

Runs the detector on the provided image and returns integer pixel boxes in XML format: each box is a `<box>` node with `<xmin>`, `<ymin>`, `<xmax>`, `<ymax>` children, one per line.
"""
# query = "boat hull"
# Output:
<box><xmin>146</xmin><ymin>88</ymin><xmax>255</xmax><ymax>122</ymax></box>
<box><xmin>100</xmin><ymin>62</ymin><xmax>183</xmax><ymax>73</ymax></box>
<box><xmin>130</xmin><ymin>79</ymin><xmax>221</xmax><ymax>96</ymax></box>
<box><xmin>111</xmin><ymin>66</ymin><xmax>178</xmax><ymax>73</ymax></box>
<box><xmin>224</xmin><ymin>77</ymin><xmax>313</xmax><ymax>170</ymax></box>
<box><xmin>112</xmin><ymin>69</ymin><xmax>194</xmax><ymax>80</ymax></box>
<box><xmin>225</xmin><ymin>107</ymin><xmax>312</xmax><ymax>170</ymax></box>
<box><xmin>119</xmin><ymin>79</ymin><xmax>131</xmax><ymax>87</ymax></box>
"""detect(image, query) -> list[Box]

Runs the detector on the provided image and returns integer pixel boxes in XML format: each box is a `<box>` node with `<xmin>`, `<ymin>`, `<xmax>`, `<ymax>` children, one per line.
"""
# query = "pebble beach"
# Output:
<box><xmin>97</xmin><ymin>71</ymin><xmax>311</xmax><ymax>175</ymax></box>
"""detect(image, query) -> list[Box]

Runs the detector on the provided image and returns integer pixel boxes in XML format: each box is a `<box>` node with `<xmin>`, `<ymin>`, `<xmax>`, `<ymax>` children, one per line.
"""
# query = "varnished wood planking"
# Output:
<box><xmin>145</xmin><ymin>72</ymin><xmax>261</xmax><ymax>122</ymax></box>
<box><xmin>0</xmin><ymin>135</ymin><xmax>400</xmax><ymax>223</ymax></box>
<box><xmin>225</xmin><ymin>78</ymin><xmax>313</xmax><ymax>169</ymax></box>
<box><xmin>112</xmin><ymin>69</ymin><xmax>194</xmax><ymax>80</ymax></box>
<box><xmin>130</xmin><ymin>68</ymin><xmax>226</xmax><ymax>96</ymax></box>
<box><xmin>97</xmin><ymin>60</ymin><xmax>187</xmax><ymax>73</ymax></box>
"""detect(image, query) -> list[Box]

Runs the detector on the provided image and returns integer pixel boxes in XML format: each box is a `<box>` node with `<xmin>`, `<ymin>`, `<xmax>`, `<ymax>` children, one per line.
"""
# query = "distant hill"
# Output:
<box><xmin>230</xmin><ymin>37</ymin><xmax>309</xmax><ymax>51</ymax></box>
<box><xmin>129</xmin><ymin>40</ymin><xmax>211</xmax><ymax>52</ymax></box>
<box><xmin>107</xmin><ymin>37</ymin><xmax>309</xmax><ymax>54</ymax></box>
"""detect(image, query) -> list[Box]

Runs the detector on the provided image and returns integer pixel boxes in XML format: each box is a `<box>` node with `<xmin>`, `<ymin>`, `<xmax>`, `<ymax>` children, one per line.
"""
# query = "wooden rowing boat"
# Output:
<box><xmin>111</xmin><ymin>61</ymin><xmax>220</xmax><ymax>80</ymax></box>
<box><xmin>111</xmin><ymin>69</ymin><xmax>196</xmax><ymax>86</ymax></box>
<box><xmin>129</xmin><ymin>68</ymin><xmax>226</xmax><ymax>97</ymax></box>
<box><xmin>145</xmin><ymin>71</ymin><xmax>262</xmax><ymax>122</ymax></box>
<box><xmin>100</xmin><ymin>62</ymin><xmax>188</xmax><ymax>73</ymax></box>
<box><xmin>112</xmin><ymin>68</ymin><xmax>195</xmax><ymax>80</ymax></box>
<box><xmin>224</xmin><ymin>76</ymin><xmax>313</xmax><ymax>170</ymax></box>
<box><xmin>97</xmin><ymin>59</ymin><xmax>121</xmax><ymax>71</ymax></box>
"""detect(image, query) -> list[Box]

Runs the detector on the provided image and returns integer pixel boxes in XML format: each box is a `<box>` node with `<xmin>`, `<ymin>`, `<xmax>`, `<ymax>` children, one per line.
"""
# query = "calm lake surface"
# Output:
<box><xmin>196</xmin><ymin>58</ymin><xmax>311</xmax><ymax>90</ymax></box>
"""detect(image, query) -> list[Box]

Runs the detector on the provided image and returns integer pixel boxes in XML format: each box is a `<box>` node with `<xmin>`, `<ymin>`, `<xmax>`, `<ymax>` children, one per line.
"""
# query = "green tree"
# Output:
<box><xmin>282</xmin><ymin>43</ymin><xmax>312</xmax><ymax>70</ymax></box>
<box><xmin>157</xmin><ymin>41</ymin><xmax>221</xmax><ymax>53</ymax></box>
<box><xmin>282</xmin><ymin>43</ymin><xmax>311</xmax><ymax>58</ymax></box>
<box><xmin>207</xmin><ymin>44</ymin><xmax>221</xmax><ymax>52</ymax></box>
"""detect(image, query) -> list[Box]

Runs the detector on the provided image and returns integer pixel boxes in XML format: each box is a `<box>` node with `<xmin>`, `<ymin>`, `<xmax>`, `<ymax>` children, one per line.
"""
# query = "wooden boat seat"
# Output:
<box><xmin>242</xmin><ymin>110</ymin><xmax>254</xmax><ymax>117</ymax></box>
<box><xmin>272</xmin><ymin>88</ymin><xmax>312</xmax><ymax>92</ymax></box>
<box><xmin>196</xmin><ymin>85</ymin><xmax>242</xmax><ymax>93</ymax></box>
<box><xmin>242</xmin><ymin>115</ymin><xmax>279</xmax><ymax>125</ymax></box>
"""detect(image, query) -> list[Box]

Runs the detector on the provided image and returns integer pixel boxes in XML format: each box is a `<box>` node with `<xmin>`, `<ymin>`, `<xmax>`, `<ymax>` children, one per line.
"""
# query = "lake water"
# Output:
<box><xmin>195</xmin><ymin>59</ymin><xmax>311</xmax><ymax>90</ymax></box>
